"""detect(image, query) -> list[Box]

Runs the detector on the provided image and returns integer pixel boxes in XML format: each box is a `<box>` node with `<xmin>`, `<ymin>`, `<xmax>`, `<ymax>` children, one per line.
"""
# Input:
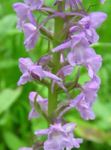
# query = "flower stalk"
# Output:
<box><xmin>13</xmin><ymin>0</ymin><xmax>107</xmax><ymax>150</ymax></box>
<box><xmin>48</xmin><ymin>1</ymin><xmax>66</xmax><ymax>118</ymax></box>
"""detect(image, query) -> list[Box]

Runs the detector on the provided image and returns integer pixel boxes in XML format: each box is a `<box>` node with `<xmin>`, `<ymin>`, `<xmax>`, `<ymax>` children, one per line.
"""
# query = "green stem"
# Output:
<box><xmin>40</xmin><ymin>26</ymin><xmax>53</xmax><ymax>40</ymax></box>
<box><xmin>48</xmin><ymin>86</ymin><xmax>58</xmax><ymax>118</ymax></box>
<box><xmin>48</xmin><ymin>2</ymin><xmax>65</xmax><ymax>118</ymax></box>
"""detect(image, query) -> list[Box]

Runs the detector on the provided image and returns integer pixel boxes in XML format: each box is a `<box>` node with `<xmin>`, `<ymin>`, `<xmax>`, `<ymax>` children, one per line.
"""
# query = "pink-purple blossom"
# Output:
<box><xmin>13</xmin><ymin>0</ymin><xmax>44</xmax><ymax>49</ymax></box>
<box><xmin>100</xmin><ymin>0</ymin><xmax>105</xmax><ymax>3</ymax></box>
<box><xmin>23</xmin><ymin>23</ymin><xmax>39</xmax><ymax>50</ymax></box>
<box><xmin>19</xmin><ymin>148</ymin><xmax>32</xmax><ymax>150</ymax></box>
<box><xmin>70</xmin><ymin>76</ymin><xmax>100</xmax><ymax>120</ymax></box>
<box><xmin>35</xmin><ymin>123</ymin><xmax>83</xmax><ymax>150</ymax></box>
<box><xmin>24</xmin><ymin>0</ymin><xmax>44</xmax><ymax>10</ymax></box>
<box><xmin>18</xmin><ymin>57</ymin><xmax>62</xmax><ymax>86</ymax></box>
<box><xmin>13</xmin><ymin>2</ymin><xmax>35</xmax><ymax>29</ymax></box>
<box><xmin>28</xmin><ymin>91</ymin><xmax>48</xmax><ymax>119</ymax></box>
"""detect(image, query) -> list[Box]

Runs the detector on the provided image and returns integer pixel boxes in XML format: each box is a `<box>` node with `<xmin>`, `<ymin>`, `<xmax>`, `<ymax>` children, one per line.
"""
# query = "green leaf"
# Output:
<box><xmin>3</xmin><ymin>131</ymin><xmax>26</xmax><ymax>150</ymax></box>
<box><xmin>0</xmin><ymin>143</ymin><xmax>5</xmax><ymax>150</ymax></box>
<box><xmin>0</xmin><ymin>88</ymin><xmax>22</xmax><ymax>114</ymax></box>
<box><xmin>0</xmin><ymin>60</ymin><xmax>18</xmax><ymax>69</ymax></box>
<box><xmin>0</xmin><ymin>14</ymin><xmax>18</xmax><ymax>39</ymax></box>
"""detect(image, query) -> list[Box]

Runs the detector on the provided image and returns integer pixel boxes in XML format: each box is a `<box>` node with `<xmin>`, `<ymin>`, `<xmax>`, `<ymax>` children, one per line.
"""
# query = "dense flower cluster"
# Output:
<box><xmin>13</xmin><ymin>0</ymin><xmax>107</xmax><ymax>150</ymax></box>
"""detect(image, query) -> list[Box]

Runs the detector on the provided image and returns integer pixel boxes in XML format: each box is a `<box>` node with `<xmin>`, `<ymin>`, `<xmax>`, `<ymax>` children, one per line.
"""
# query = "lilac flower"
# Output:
<box><xmin>52</xmin><ymin>40</ymin><xmax>71</xmax><ymax>53</ymax></box>
<box><xmin>89</xmin><ymin>12</ymin><xmax>107</xmax><ymax>28</ymax></box>
<box><xmin>13</xmin><ymin>3</ymin><xmax>36</xmax><ymax>29</ymax></box>
<box><xmin>70</xmin><ymin>12</ymin><xmax>107</xmax><ymax>45</ymax></box>
<box><xmin>52</xmin><ymin>12</ymin><xmax>107</xmax><ymax>52</ymax></box>
<box><xmin>100</xmin><ymin>0</ymin><xmax>105</xmax><ymax>3</ymax></box>
<box><xmin>17</xmin><ymin>58</ymin><xmax>33</xmax><ymax>85</ymax></box>
<box><xmin>35</xmin><ymin>123</ymin><xmax>83</xmax><ymax>150</ymax></box>
<box><xmin>24</xmin><ymin>0</ymin><xmax>44</xmax><ymax>10</ymax></box>
<box><xmin>13</xmin><ymin>0</ymin><xmax>43</xmax><ymax>29</ymax></box>
<box><xmin>53</xmin><ymin>33</ymin><xmax>102</xmax><ymax>78</ymax></box>
<box><xmin>52</xmin><ymin>33</ymin><xmax>89</xmax><ymax>54</ymax></box>
<box><xmin>13</xmin><ymin>3</ymin><xmax>38</xmax><ymax>49</ymax></box>
<box><xmin>28</xmin><ymin>91</ymin><xmax>48</xmax><ymax>119</ymax></box>
<box><xmin>57</xmin><ymin>65</ymin><xmax>73</xmax><ymax>78</ymax></box>
<box><xmin>23</xmin><ymin>23</ymin><xmax>39</xmax><ymax>50</ymax></box>
<box><xmin>78</xmin><ymin>12</ymin><xmax>107</xmax><ymax>43</ymax></box>
<box><xmin>18</xmin><ymin>57</ymin><xmax>62</xmax><ymax>86</ymax></box>
<box><xmin>70</xmin><ymin>76</ymin><xmax>100</xmax><ymax>120</ymax></box>
<box><xmin>51</xmin><ymin>65</ymin><xmax>74</xmax><ymax>92</ymax></box>
<box><xmin>37</xmin><ymin>55</ymin><xmax>52</xmax><ymax>66</ymax></box>
<box><xmin>67</xmin><ymin>42</ymin><xmax>102</xmax><ymax>78</ymax></box>
<box><xmin>78</xmin><ymin>18</ymin><xmax>99</xmax><ymax>44</ymax></box>
<box><xmin>13</xmin><ymin>2</ymin><xmax>31</xmax><ymax>29</ymax></box>
<box><xmin>19</xmin><ymin>148</ymin><xmax>32</xmax><ymax>150</ymax></box>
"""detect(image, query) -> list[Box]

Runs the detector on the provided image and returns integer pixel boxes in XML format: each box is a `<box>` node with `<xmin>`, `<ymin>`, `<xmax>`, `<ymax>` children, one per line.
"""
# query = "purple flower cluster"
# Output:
<box><xmin>35</xmin><ymin>123</ymin><xmax>82</xmax><ymax>150</ymax></box>
<box><xmin>17</xmin><ymin>57</ymin><xmax>62</xmax><ymax>86</ymax></box>
<box><xmin>13</xmin><ymin>0</ymin><xmax>43</xmax><ymax>49</ymax></box>
<box><xmin>13</xmin><ymin>0</ymin><xmax>107</xmax><ymax>150</ymax></box>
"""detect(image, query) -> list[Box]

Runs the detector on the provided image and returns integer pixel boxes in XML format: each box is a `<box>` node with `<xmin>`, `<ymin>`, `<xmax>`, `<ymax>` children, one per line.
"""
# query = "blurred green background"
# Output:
<box><xmin>0</xmin><ymin>0</ymin><xmax>111</xmax><ymax>150</ymax></box>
